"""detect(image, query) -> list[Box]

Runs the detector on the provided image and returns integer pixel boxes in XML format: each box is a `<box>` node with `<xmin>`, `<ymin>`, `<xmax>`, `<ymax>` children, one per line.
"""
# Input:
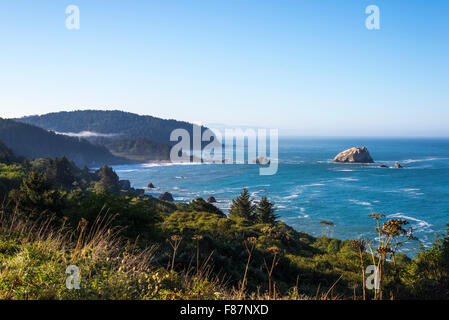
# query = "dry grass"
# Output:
<box><xmin>0</xmin><ymin>207</ymin><xmax>344</xmax><ymax>300</ymax></box>
<box><xmin>0</xmin><ymin>208</ymin><xmax>224</xmax><ymax>299</ymax></box>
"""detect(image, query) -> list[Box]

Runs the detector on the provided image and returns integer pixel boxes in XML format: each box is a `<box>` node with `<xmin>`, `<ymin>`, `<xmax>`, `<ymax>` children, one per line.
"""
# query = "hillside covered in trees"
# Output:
<box><xmin>16</xmin><ymin>110</ymin><xmax>202</xmax><ymax>145</ymax></box>
<box><xmin>15</xmin><ymin>110</ymin><xmax>214</xmax><ymax>162</ymax></box>
<box><xmin>94</xmin><ymin>137</ymin><xmax>171</xmax><ymax>162</ymax></box>
<box><xmin>0</xmin><ymin>146</ymin><xmax>448</xmax><ymax>300</ymax></box>
<box><xmin>0</xmin><ymin>140</ymin><xmax>22</xmax><ymax>164</ymax></box>
<box><xmin>0</xmin><ymin>118</ymin><xmax>125</xmax><ymax>166</ymax></box>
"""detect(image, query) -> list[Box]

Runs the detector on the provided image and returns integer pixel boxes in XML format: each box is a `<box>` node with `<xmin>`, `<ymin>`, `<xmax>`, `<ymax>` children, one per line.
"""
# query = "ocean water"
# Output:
<box><xmin>113</xmin><ymin>137</ymin><xmax>449</xmax><ymax>255</ymax></box>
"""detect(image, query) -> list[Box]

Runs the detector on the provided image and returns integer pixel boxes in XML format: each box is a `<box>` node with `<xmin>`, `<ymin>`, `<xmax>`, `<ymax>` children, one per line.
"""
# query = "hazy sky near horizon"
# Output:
<box><xmin>1</xmin><ymin>0</ymin><xmax>448</xmax><ymax>136</ymax></box>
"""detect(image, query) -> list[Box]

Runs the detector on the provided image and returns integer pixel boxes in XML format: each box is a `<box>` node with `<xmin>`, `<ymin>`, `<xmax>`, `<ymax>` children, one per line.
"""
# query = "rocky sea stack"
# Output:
<box><xmin>333</xmin><ymin>147</ymin><xmax>374</xmax><ymax>163</ymax></box>
<box><xmin>254</xmin><ymin>155</ymin><xmax>270</xmax><ymax>165</ymax></box>
<box><xmin>158</xmin><ymin>192</ymin><xmax>174</xmax><ymax>201</ymax></box>
<box><xmin>207</xmin><ymin>196</ymin><xmax>217</xmax><ymax>203</ymax></box>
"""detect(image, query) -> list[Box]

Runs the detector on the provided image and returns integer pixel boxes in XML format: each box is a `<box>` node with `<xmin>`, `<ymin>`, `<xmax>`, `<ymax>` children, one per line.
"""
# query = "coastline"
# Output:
<box><xmin>113</xmin><ymin>141</ymin><xmax>449</xmax><ymax>257</ymax></box>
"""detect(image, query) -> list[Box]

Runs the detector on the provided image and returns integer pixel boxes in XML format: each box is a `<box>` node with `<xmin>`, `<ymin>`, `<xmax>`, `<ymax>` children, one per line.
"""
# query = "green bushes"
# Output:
<box><xmin>401</xmin><ymin>223</ymin><xmax>449</xmax><ymax>299</ymax></box>
<box><xmin>0</xmin><ymin>209</ymin><xmax>223</xmax><ymax>300</ymax></box>
<box><xmin>2</xmin><ymin>151</ymin><xmax>449</xmax><ymax>299</ymax></box>
<box><xmin>159</xmin><ymin>204</ymin><xmax>364</xmax><ymax>298</ymax></box>
<box><xmin>64</xmin><ymin>192</ymin><xmax>162</xmax><ymax>244</ymax></box>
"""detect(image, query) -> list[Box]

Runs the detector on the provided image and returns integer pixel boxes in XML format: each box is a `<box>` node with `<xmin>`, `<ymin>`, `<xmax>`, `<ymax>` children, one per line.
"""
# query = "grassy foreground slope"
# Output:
<box><xmin>0</xmin><ymin>147</ymin><xmax>448</xmax><ymax>300</ymax></box>
<box><xmin>1</xmin><ymin>202</ymin><xmax>448</xmax><ymax>300</ymax></box>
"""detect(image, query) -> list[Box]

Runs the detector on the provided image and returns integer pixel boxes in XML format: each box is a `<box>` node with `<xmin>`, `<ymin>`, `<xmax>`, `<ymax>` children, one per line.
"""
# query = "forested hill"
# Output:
<box><xmin>0</xmin><ymin>140</ymin><xmax>22</xmax><ymax>164</ymax></box>
<box><xmin>0</xmin><ymin>118</ymin><xmax>125</xmax><ymax>166</ymax></box>
<box><xmin>16</xmin><ymin>110</ymin><xmax>207</xmax><ymax>145</ymax></box>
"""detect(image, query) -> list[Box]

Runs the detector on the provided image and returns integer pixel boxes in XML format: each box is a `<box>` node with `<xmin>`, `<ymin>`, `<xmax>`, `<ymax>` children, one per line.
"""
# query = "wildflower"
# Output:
<box><xmin>267</xmin><ymin>246</ymin><xmax>281</xmax><ymax>255</ymax></box>
<box><xmin>247</xmin><ymin>237</ymin><xmax>257</xmax><ymax>244</ymax></box>
<box><xmin>368</xmin><ymin>213</ymin><xmax>385</xmax><ymax>220</ymax></box>
<box><xmin>171</xmin><ymin>235</ymin><xmax>183</xmax><ymax>242</ymax></box>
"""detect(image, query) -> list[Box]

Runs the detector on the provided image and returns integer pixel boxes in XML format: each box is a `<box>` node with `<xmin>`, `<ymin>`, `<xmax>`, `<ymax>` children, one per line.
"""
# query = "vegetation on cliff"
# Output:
<box><xmin>0</xmin><ymin>118</ymin><xmax>123</xmax><ymax>166</ymax></box>
<box><xmin>0</xmin><ymin>146</ymin><xmax>448</xmax><ymax>300</ymax></box>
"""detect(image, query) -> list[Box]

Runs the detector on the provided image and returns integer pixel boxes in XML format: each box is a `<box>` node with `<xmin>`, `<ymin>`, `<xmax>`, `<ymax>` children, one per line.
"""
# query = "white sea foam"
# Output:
<box><xmin>250</xmin><ymin>191</ymin><xmax>259</xmax><ymax>198</ymax></box>
<box><xmin>387</xmin><ymin>213</ymin><xmax>432</xmax><ymax>233</ymax></box>
<box><xmin>337</xmin><ymin>177</ymin><xmax>359</xmax><ymax>181</ymax></box>
<box><xmin>376</xmin><ymin>157</ymin><xmax>449</xmax><ymax>166</ymax></box>
<box><xmin>283</xmin><ymin>194</ymin><xmax>299</xmax><ymax>200</ymax></box>
<box><xmin>348</xmin><ymin>199</ymin><xmax>372</xmax><ymax>206</ymax></box>
<box><xmin>142</xmin><ymin>162</ymin><xmax>204</xmax><ymax>168</ymax></box>
<box><xmin>402</xmin><ymin>157</ymin><xmax>448</xmax><ymax>164</ymax></box>
<box><xmin>302</xmin><ymin>183</ymin><xmax>325</xmax><ymax>187</ymax></box>
<box><xmin>399</xmin><ymin>188</ymin><xmax>424</xmax><ymax>197</ymax></box>
<box><xmin>174</xmin><ymin>197</ymin><xmax>190</xmax><ymax>202</ymax></box>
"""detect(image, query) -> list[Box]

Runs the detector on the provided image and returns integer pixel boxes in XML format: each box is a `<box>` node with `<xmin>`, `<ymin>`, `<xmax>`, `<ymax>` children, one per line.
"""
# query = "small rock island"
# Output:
<box><xmin>333</xmin><ymin>147</ymin><xmax>374</xmax><ymax>163</ymax></box>
<box><xmin>159</xmin><ymin>192</ymin><xmax>174</xmax><ymax>201</ymax></box>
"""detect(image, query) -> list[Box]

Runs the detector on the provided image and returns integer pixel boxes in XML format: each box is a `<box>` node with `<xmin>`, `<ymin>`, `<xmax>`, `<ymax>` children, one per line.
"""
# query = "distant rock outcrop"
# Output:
<box><xmin>148</xmin><ymin>183</ymin><xmax>155</xmax><ymax>189</ymax></box>
<box><xmin>158</xmin><ymin>192</ymin><xmax>174</xmax><ymax>201</ymax></box>
<box><xmin>333</xmin><ymin>147</ymin><xmax>374</xmax><ymax>163</ymax></box>
<box><xmin>207</xmin><ymin>196</ymin><xmax>217</xmax><ymax>203</ymax></box>
<box><xmin>394</xmin><ymin>162</ymin><xmax>403</xmax><ymax>169</ymax></box>
<box><xmin>254</xmin><ymin>156</ymin><xmax>270</xmax><ymax>165</ymax></box>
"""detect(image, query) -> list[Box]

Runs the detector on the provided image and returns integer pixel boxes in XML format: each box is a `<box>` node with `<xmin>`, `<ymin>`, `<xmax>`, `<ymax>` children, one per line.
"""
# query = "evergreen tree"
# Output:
<box><xmin>256</xmin><ymin>196</ymin><xmax>278</xmax><ymax>224</ymax></box>
<box><xmin>10</xmin><ymin>171</ymin><xmax>65</xmax><ymax>217</ymax></box>
<box><xmin>0</xmin><ymin>179</ymin><xmax>7</xmax><ymax>201</ymax></box>
<box><xmin>45</xmin><ymin>157</ymin><xmax>75</xmax><ymax>189</ymax></box>
<box><xmin>0</xmin><ymin>140</ymin><xmax>15</xmax><ymax>164</ymax></box>
<box><xmin>228</xmin><ymin>188</ymin><xmax>256</xmax><ymax>223</ymax></box>
<box><xmin>187</xmin><ymin>197</ymin><xmax>225</xmax><ymax>217</ymax></box>
<box><xmin>94</xmin><ymin>165</ymin><xmax>121</xmax><ymax>194</ymax></box>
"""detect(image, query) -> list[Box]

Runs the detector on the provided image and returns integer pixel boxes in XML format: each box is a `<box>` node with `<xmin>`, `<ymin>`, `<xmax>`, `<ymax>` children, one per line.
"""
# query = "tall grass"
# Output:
<box><xmin>0</xmin><ymin>207</ymin><xmax>224</xmax><ymax>300</ymax></box>
<box><xmin>0</xmin><ymin>207</ymin><xmax>347</xmax><ymax>300</ymax></box>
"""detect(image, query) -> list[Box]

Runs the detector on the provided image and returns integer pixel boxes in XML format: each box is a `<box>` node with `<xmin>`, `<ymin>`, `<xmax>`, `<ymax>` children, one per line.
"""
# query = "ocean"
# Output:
<box><xmin>113</xmin><ymin>137</ymin><xmax>449</xmax><ymax>256</ymax></box>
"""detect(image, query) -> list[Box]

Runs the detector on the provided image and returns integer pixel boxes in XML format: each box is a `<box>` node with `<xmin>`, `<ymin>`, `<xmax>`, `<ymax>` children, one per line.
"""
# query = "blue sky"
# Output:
<box><xmin>0</xmin><ymin>0</ymin><xmax>448</xmax><ymax>136</ymax></box>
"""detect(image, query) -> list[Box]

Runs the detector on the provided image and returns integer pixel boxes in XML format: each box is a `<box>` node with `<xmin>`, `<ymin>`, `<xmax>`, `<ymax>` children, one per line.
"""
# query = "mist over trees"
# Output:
<box><xmin>0</xmin><ymin>118</ymin><xmax>123</xmax><ymax>166</ymax></box>
<box><xmin>16</xmin><ymin>110</ymin><xmax>208</xmax><ymax>146</ymax></box>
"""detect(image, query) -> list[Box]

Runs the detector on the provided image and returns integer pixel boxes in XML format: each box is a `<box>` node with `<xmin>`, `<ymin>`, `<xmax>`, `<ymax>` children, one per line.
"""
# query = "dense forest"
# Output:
<box><xmin>0</xmin><ymin>118</ymin><xmax>124</xmax><ymax>166</ymax></box>
<box><xmin>16</xmin><ymin>110</ymin><xmax>210</xmax><ymax>145</ymax></box>
<box><xmin>0</xmin><ymin>140</ymin><xmax>22</xmax><ymax>164</ymax></box>
<box><xmin>15</xmin><ymin>110</ymin><xmax>213</xmax><ymax>162</ymax></box>
<box><xmin>0</xmin><ymin>143</ymin><xmax>448</xmax><ymax>300</ymax></box>
<box><xmin>94</xmin><ymin>137</ymin><xmax>171</xmax><ymax>162</ymax></box>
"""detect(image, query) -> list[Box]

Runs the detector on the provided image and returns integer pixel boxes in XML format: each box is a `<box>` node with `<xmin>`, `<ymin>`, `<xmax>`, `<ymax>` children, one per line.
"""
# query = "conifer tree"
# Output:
<box><xmin>45</xmin><ymin>157</ymin><xmax>75</xmax><ymax>189</ymax></box>
<box><xmin>94</xmin><ymin>165</ymin><xmax>121</xmax><ymax>194</ymax></box>
<box><xmin>256</xmin><ymin>196</ymin><xmax>278</xmax><ymax>224</ymax></box>
<box><xmin>188</xmin><ymin>197</ymin><xmax>224</xmax><ymax>216</ymax></box>
<box><xmin>10</xmin><ymin>171</ymin><xmax>65</xmax><ymax>217</ymax></box>
<box><xmin>228</xmin><ymin>188</ymin><xmax>256</xmax><ymax>223</ymax></box>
